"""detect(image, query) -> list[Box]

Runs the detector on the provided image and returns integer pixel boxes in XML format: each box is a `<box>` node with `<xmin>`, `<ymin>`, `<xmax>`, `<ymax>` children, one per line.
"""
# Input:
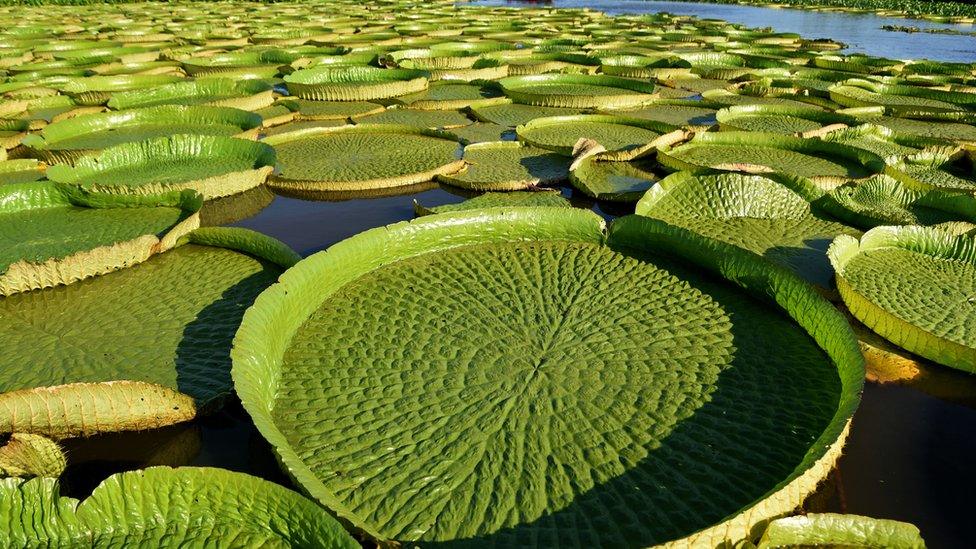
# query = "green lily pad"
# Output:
<box><xmin>233</xmin><ymin>208</ymin><xmax>862</xmax><ymax>547</ymax></box>
<box><xmin>264</xmin><ymin>124</ymin><xmax>463</xmax><ymax>192</ymax></box>
<box><xmin>470</xmin><ymin>102</ymin><xmax>584</xmax><ymax>127</ymax></box>
<box><xmin>637</xmin><ymin>171</ymin><xmax>859</xmax><ymax>288</ymax></box>
<box><xmin>107</xmin><ymin>78</ymin><xmax>275</xmax><ymax>111</ymax></box>
<box><xmin>436</xmin><ymin>141</ymin><xmax>571</xmax><ymax>191</ymax></box>
<box><xmin>0</xmin><ymin>182</ymin><xmax>201</xmax><ymax>297</ymax></box>
<box><xmin>414</xmin><ymin>190</ymin><xmax>570</xmax><ymax>216</ymax></box>
<box><xmin>0</xmin><ymin>467</ymin><xmax>359</xmax><ymax>548</ymax></box>
<box><xmin>46</xmin><ymin>134</ymin><xmax>275</xmax><ymax>200</ymax></box>
<box><xmin>58</xmin><ymin>74</ymin><xmax>184</xmax><ymax>106</ymax></box>
<box><xmin>570</xmin><ymin>157</ymin><xmax>660</xmax><ymax>202</ymax></box>
<box><xmin>755</xmin><ymin>513</ymin><xmax>925</xmax><ymax>549</ymax></box>
<box><xmin>0</xmin><ymin>227</ymin><xmax>297</xmax><ymax>438</ymax></box>
<box><xmin>396</xmin><ymin>81</ymin><xmax>509</xmax><ymax>110</ymax></box>
<box><xmin>817</xmin><ymin>175</ymin><xmax>970</xmax><ymax>229</ymax></box>
<box><xmin>499</xmin><ymin>74</ymin><xmax>657</xmax><ymax>109</ymax></box>
<box><xmin>658</xmin><ymin>131</ymin><xmax>886</xmax><ymax>185</ymax></box>
<box><xmin>830</xmin><ymin>225</ymin><xmax>976</xmax><ymax>374</ymax></box>
<box><xmin>517</xmin><ymin>114</ymin><xmax>672</xmax><ymax>157</ymax></box>
<box><xmin>352</xmin><ymin>107</ymin><xmax>473</xmax><ymax>129</ymax></box>
<box><xmin>290</xmin><ymin>99</ymin><xmax>386</xmax><ymax>121</ymax></box>
<box><xmin>285</xmin><ymin>66</ymin><xmax>429</xmax><ymax>101</ymax></box>
<box><xmin>716</xmin><ymin>104</ymin><xmax>856</xmax><ymax>134</ymax></box>
<box><xmin>0</xmin><ymin>159</ymin><xmax>44</xmax><ymax>185</ymax></box>
<box><xmin>22</xmin><ymin>105</ymin><xmax>262</xmax><ymax>164</ymax></box>
<box><xmin>603</xmin><ymin>101</ymin><xmax>718</xmax><ymax>127</ymax></box>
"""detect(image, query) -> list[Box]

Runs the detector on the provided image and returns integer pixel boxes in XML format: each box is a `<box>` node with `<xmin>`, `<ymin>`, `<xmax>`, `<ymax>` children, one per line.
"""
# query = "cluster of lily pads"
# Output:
<box><xmin>1</xmin><ymin>0</ymin><xmax>968</xmax><ymax>546</ymax></box>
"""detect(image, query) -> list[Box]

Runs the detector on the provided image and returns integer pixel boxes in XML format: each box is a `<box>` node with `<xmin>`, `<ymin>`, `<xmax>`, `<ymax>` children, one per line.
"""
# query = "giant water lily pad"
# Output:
<box><xmin>414</xmin><ymin>190</ymin><xmax>570</xmax><ymax>216</ymax></box>
<box><xmin>352</xmin><ymin>107</ymin><xmax>473</xmax><ymax>129</ymax></box>
<box><xmin>0</xmin><ymin>159</ymin><xmax>44</xmax><ymax>185</ymax></box>
<box><xmin>0</xmin><ymin>182</ymin><xmax>201</xmax><ymax>296</ymax></box>
<box><xmin>58</xmin><ymin>74</ymin><xmax>184</xmax><ymax>106</ymax></box>
<box><xmin>755</xmin><ymin>513</ymin><xmax>926</xmax><ymax>549</ymax></box>
<box><xmin>0</xmin><ymin>467</ymin><xmax>359</xmax><ymax>547</ymax></box>
<box><xmin>658</xmin><ymin>132</ymin><xmax>886</xmax><ymax>185</ymax></box>
<box><xmin>0</xmin><ymin>227</ymin><xmax>298</xmax><ymax>438</ymax></box>
<box><xmin>637</xmin><ymin>171</ymin><xmax>860</xmax><ymax>288</ymax></box>
<box><xmin>716</xmin><ymin>104</ymin><xmax>856</xmax><ymax>134</ymax></box>
<box><xmin>107</xmin><ymin>78</ymin><xmax>275</xmax><ymax>111</ymax></box>
<box><xmin>22</xmin><ymin>105</ymin><xmax>262</xmax><ymax>164</ymax></box>
<box><xmin>830</xmin><ymin>225</ymin><xmax>976</xmax><ymax>374</ymax></box>
<box><xmin>470</xmin><ymin>102</ymin><xmax>583</xmax><ymax>127</ymax></box>
<box><xmin>570</xmin><ymin>156</ymin><xmax>660</xmax><ymax>202</ymax></box>
<box><xmin>285</xmin><ymin>66</ymin><xmax>429</xmax><ymax>101</ymax></box>
<box><xmin>818</xmin><ymin>175</ymin><xmax>970</xmax><ymax>229</ymax></box>
<box><xmin>516</xmin><ymin>114</ymin><xmax>671</xmax><ymax>157</ymax></box>
<box><xmin>264</xmin><ymin>124</ymin><xmax>463</xmax><ymax>192</ymax></box>
<box><xmin>436</xmin><ymin>141</ymin><xmax>570</xmax><ymax>191</ymax></box>
<box><xmin>499</xmin><ymin>74</ymin><xmax>657</xmax><ymax>109</ymax></box>
<box><xmin>46</xmin><ymin>134</ymin><xmax>275</xmax><ymax>200</ymax></box>
<box><xmin>889</xmin><ymin>148</ymin><xmax>976</xmax><ymax>192</ymax></box>
<box><xmin>396</xmin><ymin>81</ymin><xmax>509</xmax><ymax>110</ymax></box>
<box><xmin>233</xmin><ymin>208</ymin><xmax>862</xmax><ymax>547</ymax></box>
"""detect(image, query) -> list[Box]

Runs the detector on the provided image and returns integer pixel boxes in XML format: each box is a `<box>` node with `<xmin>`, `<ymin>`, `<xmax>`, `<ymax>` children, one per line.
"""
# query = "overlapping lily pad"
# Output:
<box><xmin>0</xmin><ymin>227</ymin><xmax>298</xmax><ymax>438</ymax></box>
<box><xmin>436</xmin><ymin>141</ymin><xmax>570</xmax><ymax>191</ymax></box>
<box><xmin>414</xmin><ymin>190</ymin><xmax>570</xmax><ymax>216</ymax></box>
<box><xmin>22</xmin><ymin>105</ymin><xmax>262</xmax><ymax>164</ymax></box>
<box><xmin>46</xmin><ymin>134</ymin><xmax>275</xmax><ymax>200</ymax></box>
<box><xmin>516</xmin><ymin>114</ymin><xmax>673</xmax><ymax>158</ymax></box>
<box><xmin>830</xmin><ymin>225</ymin><xmax>976</xmax><ymax>374</ymax></box>
<box><xmin>499</xmin><ymin>74</ymin><xmax>657</xmax><ymax>109</ymax></box>
<box><xmin>285</xmin><ymin>66</ymin><xmax>429</xmax><ymax>101</ymax></box>
<box><xmin>0</xmin><ymin>182</ymin><xmax>201</xmax><ymax>296</ymax></box>
<box><xmin>233</xmin><ymin>207</ymin><xmax>862</xmax><ymax>547</ymax></box>
<box><xmin>106</xmin><ymin>78</ymin><xmax>275</xmax><ymax>111</ymax></box>
<box><xmin>0</xmin><ymin>467</ymin><xmax>359</xmax><ymax>547</ymax></box>
<box><xmin>637</xmin><ymin>171</ymin><xmax>860</xmax><ymax>287</ymax></box>
<box><xmin>58</xmin><ymin>74</ymin><xmax>184</xmax><ymax>106</ymax></box>
<box><xmin>264</xmin><ymin>124</ymin><xmax>463</xmax><ymax>192</ymax></box>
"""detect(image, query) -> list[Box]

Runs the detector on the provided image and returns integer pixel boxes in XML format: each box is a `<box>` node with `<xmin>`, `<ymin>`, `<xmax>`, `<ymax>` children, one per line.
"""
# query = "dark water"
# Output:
<box><xmin>57</xmin><ymin>2</ymin><xmax>975</xmax><ymax>547</ymax></box>
<box><xmin>476</xmin><ymin>0</ymin><xmax>976</xmax><ymax>62</ymax></box>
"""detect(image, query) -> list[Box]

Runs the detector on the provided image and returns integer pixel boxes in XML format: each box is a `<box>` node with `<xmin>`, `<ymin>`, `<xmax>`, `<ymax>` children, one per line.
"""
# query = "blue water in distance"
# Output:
<box><xmin>473</xmin><ymin>0</ymin><xmax>976</xmax><ymax>62</ymax></box>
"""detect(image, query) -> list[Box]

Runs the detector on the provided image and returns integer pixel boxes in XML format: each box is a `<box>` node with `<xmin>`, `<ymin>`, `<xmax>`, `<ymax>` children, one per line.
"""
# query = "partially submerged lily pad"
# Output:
<box><xmin>46</xmin><ymin>134</ymin><xmax>275</xmax><ymax>200</ymax></box>
<box><xmin>754</xmin><ymin>513</ymin><xmax>925</xmax><ymax>549</ymax></box>
<box><xmin>264</xmin><ymin>124</ymin><xmax>463</xmax><ymax>192</ymax></box>
<box><xmin>233</xmin><ymin>208</ymin><xmax>862</xmax><ymax>546</ymax></box>
<box><xmin>0</xmin><ymin>227</ymin><xmax>298</xmax><ymax>438</ymax></box>
<box><xmin>0</xmin><ymin>467</ymin><xmax>360</xmax><ymax>547</ymax></box>
<box><xmin>0</xmin><ymin>159</ymin><xmax>44</xmax><ymax>185</ymax></box>
<box><xmin>570</xmin><ymin>156</ymin><xmax>660</xmax><ymax>202</ymax></box>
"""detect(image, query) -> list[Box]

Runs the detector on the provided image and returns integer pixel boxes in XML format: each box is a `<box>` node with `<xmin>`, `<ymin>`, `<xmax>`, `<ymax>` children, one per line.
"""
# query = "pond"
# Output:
<box><xmin>27</xmin><ymin>1</ymin><xmax>971</xmax><ymax>547</ymax></box>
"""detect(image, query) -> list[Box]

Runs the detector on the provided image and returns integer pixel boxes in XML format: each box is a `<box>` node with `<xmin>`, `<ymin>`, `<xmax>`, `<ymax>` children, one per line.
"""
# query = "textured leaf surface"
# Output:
<box><xmin>46</xmin><ymin>135</ymin><xmax>275</xmax><ymax>199</ymax></box>
<box><xmin>830</xmin><ymin>225</ymin><xmax>976</xmax><ymax>373</ymax></box>
<box><xmin>606</xmin><ymin>103</ymin><xmax>717</xmax><ymax>127</ymax></box>
<box><xmin>0</xmin><ymin>237</ymin><xmax>286</xmax><ymax>408</ymax></box>
<box><xmin>436</xmin><ymin>141</ymin><xmax>570</xmax><ymax>191</ymax></box>
<box><xmin>517</xmin><ymin>115</ymin><xmax>664</xmax><ymax>155</ymax></box>
<box><xmin>0</xmin><ymin>467</ymin><xmax>360</xmax><ymax>548</ymax></box>
<box><xmin>233</xmin><ymin>208</ymin><xmax>861</xmax><ymax>546</ymax></box>
<box><xmin>637</xmin><ymin>172</ymin><xmax>859</xmax><ymax>287</ymax></box>
<box><xmin>352</xmin><ymin>107</ymin><xmax>473</xmax><ymax>129</ymax></box>
<box><xmin>266</xmin><ymin>125</ymin><xmax>463</xmax><ymax>191</ymax></box>
<box><xmin>470</xmin><ymin>103</ymin><xmax>583</xmax><ymax>127</ymax></box>
<box><xmin>570</xmin><ymin>157</ymin><xmax>659</xmax><ymax>202</ymax></box>
<box><xmin>758</xmin><ymin>513</ymin><xmax>926</xmax><ymax>549</ymax></box>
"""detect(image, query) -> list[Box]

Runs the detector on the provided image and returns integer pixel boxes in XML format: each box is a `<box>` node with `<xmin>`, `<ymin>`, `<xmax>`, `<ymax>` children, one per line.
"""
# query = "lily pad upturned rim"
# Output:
<box><xmin>658</xmin><ymin>130</ymin><xmax>887</xmax><ymax>184</ymax></box>
<box><xmin>262</xmin><ymin>123</ymin><xmax>464</xmax><ymax>192</ymax></box>
<box><xmin>829</xmin><ymin>224</ymin><xmax>976</xmax><ymax>373</ymax></box>
<box><xmin>105</xmin><ymin>78</ymin><xmax>275</xmax><ymax>111</ymax></box>
<box><xmin>715</xmin><ymin>103</ymin><xmax>860</xmax><ymax>133</ymax></box>
<box><xmin>0</xmin><ymin>182</ymin><xmax>204</xmax><ymax>297</ymax></box>
<box><xmin>283</xmin><ymin>66</ymin><xmax>430</xmax><ymax>101</ymax></box>
<box><xmin>232</xmin><ymin>206</ymin><xmax>863</xmax><ymax>546</ymax></box>
<box><xmin>45</xmin><ymin>134</ymin><xmax>276</xmax><ymax>200</ymax></box>
<box><xmin>498</xmin><ymin>73</ymin><xmax>658</xmax><ymax>109</ymax></box>
<box><xmin>57</xmin><ymin>74</ymin><xmax>185</xmax><ymax>105</ymax></box>
<box><xmin>21</xmin><ymin>105</ymin><xmax>263</xmax><ymax>163</ymax></box>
